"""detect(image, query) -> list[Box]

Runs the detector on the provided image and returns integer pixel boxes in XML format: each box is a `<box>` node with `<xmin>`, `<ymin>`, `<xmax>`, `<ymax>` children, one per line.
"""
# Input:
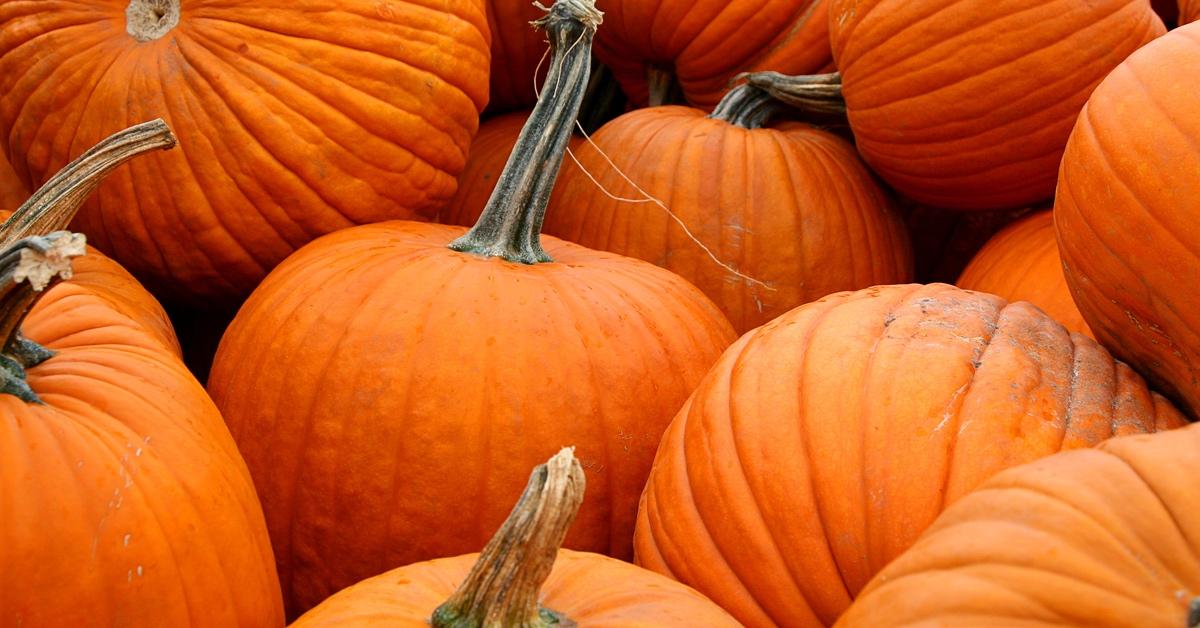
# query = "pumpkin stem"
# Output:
<box><xmin>448</xmin><ymin>0</ymin><xmax>602</xmax><ymax>264</ymax></box>
<box><xmin>710</xmin><ymin>72</ymin><xmax>845</xmax><ymax>129</ymax></box>
<box><xmin>2</xmin><ymin>119</ymin><xmax>177</xmax><ymax>247</ymax></box>
<box><xmin>1188</xmin><ymin>597</ymin><xmax>1200</xmax><ymax>628</ymax></box>
<box><xmin>646</xmin><ymin>64</ymin><xmax>686</xmax><ymax>107</ymax></box>
<box><xmin>126</xmin><ymin>0</ymin><xmax>181</xmax><ymax>42</ymax></box>
<box><xmin>431</xmin><ymin>447</ymin><xmax>586</xmax><ymax>628</ymax></box>
<box><xmin>0</xmin><ymin>232</ymin><xmax>88</xmax><ymax>404</ymax></box>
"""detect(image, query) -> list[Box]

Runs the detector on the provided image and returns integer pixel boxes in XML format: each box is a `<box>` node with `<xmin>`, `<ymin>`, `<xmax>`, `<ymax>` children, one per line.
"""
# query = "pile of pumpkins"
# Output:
<box><xmin>2</xmin><ymin>0</ymin><xmax>1199</xmax><ymax>625</ymax></box>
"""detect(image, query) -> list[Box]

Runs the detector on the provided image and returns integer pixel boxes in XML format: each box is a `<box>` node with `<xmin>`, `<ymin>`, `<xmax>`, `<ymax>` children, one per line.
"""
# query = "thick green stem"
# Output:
<box><xmin>0</xmin><ymin>232</ymin><xmax>87</xmax><ymax>403</ymax></box>
<box><xmin>2</xmin><ymin>119</ymin><xmax>177</xmax><ymax>247</ymax></box>
<box><xmin>431</xmin><ymin>448</ymin><xmax>586</xmax><ymax>628</ymax></box>
<box><xmin>1188</xmin><ymin>597</ymin><xmax>1200</xmax><ymax>628</ymax></box>
<box><xmin>449</xmin><ymin>0</ymin><xmax>602</xmax><ymax>264</ymax></box>
<box><xmin>709</xmin><ymin>83</ymin><xmax>784</xmax><ymax>130</ymax></box>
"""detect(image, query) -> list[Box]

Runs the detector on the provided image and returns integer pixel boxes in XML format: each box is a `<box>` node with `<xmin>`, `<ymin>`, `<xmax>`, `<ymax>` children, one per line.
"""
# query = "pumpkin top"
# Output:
<box><xmin>709</xmin><ymin>71</ymin><xmax>845</xmax><ymax>129</ymax></box>
<box><xmin>448</xmin><ymin>0</ymin><xmax>601</xmax><ymax>264</ymax></box>
<box><xmin>126</xmin><ymin>0</ymin><xmax>181</xmax><ymax>42</ymax></box>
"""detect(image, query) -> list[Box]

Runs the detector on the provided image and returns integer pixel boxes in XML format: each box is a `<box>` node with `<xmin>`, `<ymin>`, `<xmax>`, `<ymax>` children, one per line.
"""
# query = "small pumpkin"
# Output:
<box><xmin>839</xmin><ymin>422</ymin><xmax>1199</xmax><ymax>627</ymax></box>
<box><xmin>958</xmin><ymin>210</ymin><xmax>1091</xmax><ymax>338</ymax></box>
<box><xmin>592</xmin><ymin>0</ymin><xmax>833</xmax><ymax>108</ymax></box>
<box><xmin>292</xmin><ymin>448</ymin><xmax>740</xmax><ymax>627</ymax></box>
<box><xmin>634</xmin><ymin>283</ymin><xmax>1185</xmax><ymax>627</ymax></box>
<box><xmin>209</xmin><ymin>1</ymin><xmax>735</xmax><ymax>615</ymax></box>
<box><xmin>814</xmin><ymin>0</ymin><xmax>1164</xmax><ymax>209</ymax></box>
<box><xmin>545</xmin><ymin>74</ymin><xmax>912</xmax><ymax>332</ymax></box>
<box><xmin>0</xmin><ymin>0</ymin><xmax>490</xmax><ymax>305</ymax></box>
<box><xmin>1056</xmin><ymin>23</ymin><xmax>1200</xmax><ymax>419</ymax></box>
<box><xmin>2</xmin><ymin>123</ymin><xmax>282</xmax><ymax>625</ymax></box>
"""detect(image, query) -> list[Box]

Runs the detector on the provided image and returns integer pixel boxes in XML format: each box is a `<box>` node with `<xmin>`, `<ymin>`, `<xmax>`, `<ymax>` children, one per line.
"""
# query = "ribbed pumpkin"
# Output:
<box><xmin>2</xmin><ymin>125</ymin><xmax>282</xmax><ymax>625</ymax></box>
<box><xmin>958</xmin><ymin>210</ymin><xmax>1091</xmax><ymax>338</ymax></box>
<box><xmin>293</xmin><ymin>449</ymin><xmax>741</xmax><ymax>627</ymax></box>
<box><xmin>545</xmin><ymin>76</ymin><xmax>912</xmax><ymax>333</ymax></box>
<box><xmin>592</xmin><ymin>0</ymin><xmax>832</xmax><ymax>108</ymax></box>
<box><xmin>822</xmin><ymin>0</ymin><xmax>1164</xmax><ymax>209</ymax></box>
<box><xmin>1056</xmin><ymin>23</ymin><xmax>1200</xmax><ymax>420</ymax></box>
<box><xmin>634</xmin><ymin>283</ymin><xmax>1186</xmax><ymax>628</ymax></box>
<box><xmin>840</xmin><ymin>423</ymin><xmax>1199</xmax><ymax>626</ymax></box>
<box><xmin>1181</xmin><ymin>0</ymin><xmax>1199</xmax><ymax>24</ymax></box>
<box><xmin>486</xmin><ymin>1</ymin><xmax>549</xmax><ymax>113</ymax></box>
<box><xmin>209</xmin><ymin>1</ymin><xmax>734</xmax><ymax>616</ymax></box>
<box><xmin>0</xmin><ymin>0</ymin><xmax>489</xmax><ymax>305</ymax></box>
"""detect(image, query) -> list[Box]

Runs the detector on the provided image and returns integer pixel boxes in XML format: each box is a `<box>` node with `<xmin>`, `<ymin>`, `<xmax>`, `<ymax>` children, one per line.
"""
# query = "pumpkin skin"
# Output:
<box><xmin>593</xmin><ymin>0</ymin><xmax>833</xmax><ymax>108</ymax></box>
<box><xmin>0</xmin><ymin>0</ymin><xmax>490</xmax><ymax>304</ymax></box>
<box><xmin>1056</xmin><ymin>24</ymin><xmax>1200</xmax><ymax>420</ymax></box>
<box><xmin>486</xmin><ymin>2</ymin><xmax>550</xmax><ymax>113</ymax></box>
<box><xmin>958</xmin><ymin>210</ymin><xmax>1091</xmax><ymax>338</ymax></box>
<box><xmin>1180</xmin><ymin>0</ymin><xmax>1198</xmax><ymax>23</ymax></box>
<box><xmin>208</xmin><ymin>223</ymin><xmax>735</xmax><ymax>614</ymax></box>
<box><xmin>827</xmin><ymin>0</ymin><xmax>1164</xmax><ymax>210</ymax></box>
<box><xmin>839</xmin><ymin>423</ymin><xmax>1200</xmax><ymax>627</ymax></box>
<box><xmin>291</xmin><ymin>549</ymin><xmax>741</xmax><ymax>627</ymax></box>
<box><xmin>3</xmin><ymin>245</ymin><xmax>283</xmax><ymax>625</ymax></box>
<box><xmin>633</xmin><ymin>283</ymin><xmax>1186</xmax><ymax>628</ymax></box>
<box><xmin>0</xmin><ymin>151</ymin><xmax>25</xmax><ymax>210</ymax></box>
<box><xmin>545</xmin><ymin>105</ymin><xmax>912</xmax><ymax>333</ymax></box>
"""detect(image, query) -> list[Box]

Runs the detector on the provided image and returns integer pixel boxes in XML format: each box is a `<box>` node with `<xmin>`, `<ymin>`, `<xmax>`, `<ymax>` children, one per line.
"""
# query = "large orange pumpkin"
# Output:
<box><xmin>292</xmin><ymin>449</ymin><xmax>740</xmax><ymax>627</ymax></box>
<box><xmin>1056</xmin><ymin>23</ymin><xmax>1200</xmax><ymax>420</ymax></box>
<box><xmin>0</xmin><ymin>0</ymin><xmax>490</xmax><ymax>305</ymax></box>
<box><xmin>2</xmin><ymin>126</ymin><xmax>282</xmax><ymax>625</ymax></box>
<box><xmin>485</xmin><ymin>1</ymin><xmax>550</xmax><ymax>113</ymax></box>
<box><xmin>822</xmin><ymin>0</ymin><xmax>1164</xmax><ymax>209</ymax></box>
<box><xmin>592</xmin><ymin>0</ymin><xmax>832</xmax><ymax>108</ymax></box>
<box><xmin>209</xmin><ymin>1</ymin><xmax>735</xmax><ymax>615</ymax></box>
<box><xmin>840</xmin><ymin>423</ymin><xmax>1200</xmax><ymax>626</ymax></box>
<box><xmin>958</xmin><ymin>210</ymin><xmax>1091</xmax><ymax>338</ymax></box>
<box><xmin>634</xmin><ymin>283</ymin><xmax>1186</xmax><ymax>627</ymax></box>
<box><xmin>545</xmin><ymin>77</ymin><xmax>912</xmax><ymax>332</ymax></box>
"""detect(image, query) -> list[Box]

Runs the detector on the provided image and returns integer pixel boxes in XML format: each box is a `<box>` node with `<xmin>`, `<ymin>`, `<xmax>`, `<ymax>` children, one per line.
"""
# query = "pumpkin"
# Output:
<box><xmin>839</xmin><ymin>423</ymin><xmax>1199</xmax><ymax>626</ymax></box>
<box><xmin>0</xmin><ymin>0</ymin><xmax>490</xmax><ymax>305</ymax></box>
<box><xmin>544</xmin><ymin>74</ymin><xmax>912</xmax><ymax>333</ymax></box>
<box><xmin>292</xmin><ymin>448</ymin><xmax>740</xmax><ymax>627</ymax></box>
<box><xmin>486</xmin><ymin>1</ymin><xmax>551</xmax><ymax>113</ymax></box>
<box><xmin>591</xmin><ymin>0</ymin><xmax>833</xmax><ymax>108</ymax></box>
<box><xmin>958</xmin><ymin>210</ymin><xmax>1091</xmax><ymax>338</ymax></box>
<box><xmin>0</xmin><ymin>150</ymin><xmax>25</xmax><ymax>210</ymax></box>
<box><xmin>2</xmin><ymin>124</ymin><xmax>282</xmax><ymax>625</ymax></box>
<box><xmin>1056</xmin><ymin>23</ymin><xmax>1200</xmax><ymax>420</ymax></box>
<box><xmin>634</xmin><ymin>283</ymin><xmax>1186</xmax><ymax>627</ymax></box>
<box><xmin>815</xmin><ymin>0</ymin><xmax>1164</xmax><ymax>209</ymax></box>
<box><xmin>1179</xmin><ymin>0</ymin><xmax>1197</xmax><ymax>24</ymax></box>
<box><xmin>208</xmin><ymin>1</ymin><xmax>735</xmax><ymax>616</ymax></box>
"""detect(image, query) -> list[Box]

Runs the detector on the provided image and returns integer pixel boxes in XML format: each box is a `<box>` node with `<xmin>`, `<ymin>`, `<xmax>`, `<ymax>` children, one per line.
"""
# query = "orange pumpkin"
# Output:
<box><xmin>0</xmin><ymin>0</ymin><xmax>490</xmax><ymax>305</ymax></box>
<box><xmin>958</xmin><ymin>210</ymin><xmax>1091</xmax><ymax>337</ymax></box>
<box><xmin>2</xmin><ymin>124</ymin><xmax>282</xmax><ymax>625</ymax></box>
<box><xmin>824</xmin><ymin>0</ymin><xmax>1164</xmax><ymax>209</ymax></box>
<box><xmin>209</xmin><ymin>1</ymin><xmax>735</xmax><ymax>615</ymax></box>
<box><xmin>1056</xmin><ymin>23</ymin><xmax>1200</xmax><ymax>419</ymax></box>
<box><xmin>545</xmin><ymin>77</ymin><xmax>912</xmax><ymax>332</ymax></box>
<box><xmin>592</xmin><ymin>0</ymin><xmax>833</xmax><ymax>108</ymax></box>
<box><xmin>0</xmin><ymin>150</ymin><xmax>25</xmax><ymax>210</ymax></box>
<box><xmin>292</xmin><ymin>449</ymin><xmax>740</xmax><ymax>627</ymax></box>
<box><xmin>840</xmin><ymin>423</ymin><xmax>1199</xmax><ymax>626</ymax></box>
<box><xmin>485</xmin><ymin>1</ymin><xmax>550</xmax><ymax>113</ymax></box>
<box><xmin>634</xmin><ymin>283</ymin><xmax>1185</xmax><ymax>627</ymax></box>
<box><xmin>1181</xmin><ymin>0</ymin><xmax>1199</xmax><ymax>24</ymax></box>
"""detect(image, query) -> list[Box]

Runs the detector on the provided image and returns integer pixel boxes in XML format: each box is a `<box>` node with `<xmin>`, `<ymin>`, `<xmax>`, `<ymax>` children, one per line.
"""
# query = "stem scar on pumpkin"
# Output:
<box><xmin>431</xmin><ymin>447</ymin><xmax>585</xmax><ymax>628</ymax></box>
<box><xmin>126</xmin><ymin>0</ymin><xmax>180</xmax><ymax>43</ymax></box>
<box><xmin>0</xmin><ymin>232</ymin><xmax>88</xmax><ymax>404</ymax></box>
<box><xmin>448</xmin><ymin>0</ymin><xmax>603</xmax><ymax>264</ymax></box>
